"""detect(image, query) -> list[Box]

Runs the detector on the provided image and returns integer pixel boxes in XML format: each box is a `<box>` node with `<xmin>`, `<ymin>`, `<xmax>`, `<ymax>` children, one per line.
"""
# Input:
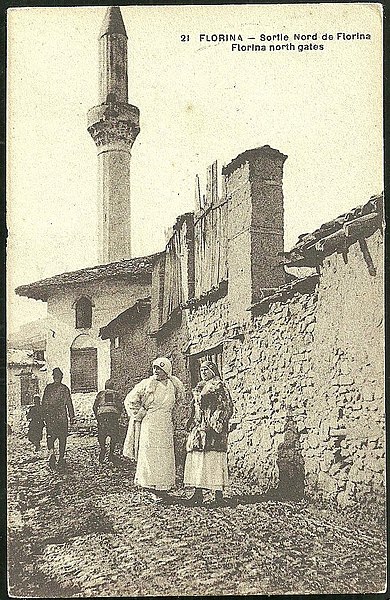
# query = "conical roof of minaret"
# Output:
<box><xmin>100</xmin><ymin>6</ymin><xmax>127</xmax><ymax>38</ymax></box>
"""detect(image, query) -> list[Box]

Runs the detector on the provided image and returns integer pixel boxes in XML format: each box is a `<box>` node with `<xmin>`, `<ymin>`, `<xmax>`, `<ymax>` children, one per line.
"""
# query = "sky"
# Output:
<box><xmin>7</xmin><ymin>4</ymin><xmax>383</xmax><ymax>333</ymax></box>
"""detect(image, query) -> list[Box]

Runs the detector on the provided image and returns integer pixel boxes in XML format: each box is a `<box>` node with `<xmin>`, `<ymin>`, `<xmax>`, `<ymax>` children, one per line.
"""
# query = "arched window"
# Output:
<box><xmin>75</xmin><ymin>297</ymin><xmax>93</xmax><ymax>329</ymax></box>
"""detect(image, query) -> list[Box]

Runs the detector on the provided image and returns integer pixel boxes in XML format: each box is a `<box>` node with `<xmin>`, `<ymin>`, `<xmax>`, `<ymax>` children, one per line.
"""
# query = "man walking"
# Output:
<box><xmin>41</xmin><ymin>367</ymin><xmax>75</xmax><ymax>470</ymax></box>
<box><xmin>93</xmin><ymin>379</ymin><xmax>122</xmax><ymax>464</ymax></box>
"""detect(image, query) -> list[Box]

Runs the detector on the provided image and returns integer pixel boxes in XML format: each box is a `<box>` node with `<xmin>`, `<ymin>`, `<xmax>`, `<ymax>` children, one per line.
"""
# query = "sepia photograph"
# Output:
<box><xmin>7</xmin><ymin>4</ymin><xmax>385</xmax><ymax>597</ymax></box>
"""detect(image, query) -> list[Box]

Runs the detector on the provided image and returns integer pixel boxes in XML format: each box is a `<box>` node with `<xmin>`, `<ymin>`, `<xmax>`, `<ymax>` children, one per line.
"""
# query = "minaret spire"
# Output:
<box><xmin>100</xmin><ymin>6</ymin><xmax>127</xmax><ymax>38</ymax></box>
<box><xmin>87</xmin><ymin>6</ymin><xmax>140</xmax><ymax>263</ymax></box>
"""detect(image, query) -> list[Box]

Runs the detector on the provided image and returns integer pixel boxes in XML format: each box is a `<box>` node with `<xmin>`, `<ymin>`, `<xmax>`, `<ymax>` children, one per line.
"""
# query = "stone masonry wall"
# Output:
<box><xmin>223</xmin><ymin>293</ymin><xmax>316</xmax><ymax>495</ymax></box>
<box><xmin>110</xmin><ymin>315</ymin><xmax>157</xmax><ymax>400</ymax></box>
<box><xmin>165</xmin><ymin>229</ymin><xmax>384</xmax><ymax>507</ymax></box>
<box><xmin>308</xmin><ymin>229</ymin><xmax>384</xmax><ymax>507</ymax></box>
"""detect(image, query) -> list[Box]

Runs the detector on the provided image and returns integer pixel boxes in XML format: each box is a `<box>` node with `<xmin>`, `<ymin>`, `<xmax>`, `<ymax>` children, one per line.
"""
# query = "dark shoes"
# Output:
<box><xmin>185</xmin><ymin>490</ymin><xmax>229</xmax><ymax>507</ymax></box>
<box><xmin>186</xmin><ymin>491</ymin><xmax>204</xmax><ymax>506</ymax></box>
<box><xmin>208</xmin><ymin>496</ymin><xmax>229</xmax><ymax>508</ymax></box>
<box><xmin>99</xmin><ymin>450</ymin><xmax>121</xmax><ymax>466</ymax></box>
<box><xmin>108</xmin><ymin>454</ymin><xmax>122</xmax><ymax>466</ymax></box>
<box><xmin>49</xmin><ymin>455</ymin><xmax>67</xmax><ymax>471</ymax></box>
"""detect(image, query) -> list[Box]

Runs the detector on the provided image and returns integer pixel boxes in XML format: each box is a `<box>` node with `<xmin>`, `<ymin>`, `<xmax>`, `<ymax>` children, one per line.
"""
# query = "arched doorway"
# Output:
<box><xmin>70</xmin><ymin>334</ymin><xmax>98</xmax><ymax>393</ymax></box>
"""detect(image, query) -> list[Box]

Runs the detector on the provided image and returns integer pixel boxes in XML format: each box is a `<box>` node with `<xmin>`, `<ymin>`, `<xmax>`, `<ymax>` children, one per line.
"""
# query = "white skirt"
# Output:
<box><xmin>183</xmin><ymin>451</ymin><xmax>229</xmax><ymax>491</ymax></box>
<box><xmin>134</xmin><ymin>412</ymin><xmax>175</xmax><ymax>491</ymax></box>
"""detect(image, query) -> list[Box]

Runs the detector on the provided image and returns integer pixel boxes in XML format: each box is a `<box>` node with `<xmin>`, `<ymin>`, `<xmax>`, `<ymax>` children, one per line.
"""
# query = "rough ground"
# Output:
<box><xmin>7</xmin><ymin>433</ymin><xmax>386</xmax><ymax>597</ymax></box>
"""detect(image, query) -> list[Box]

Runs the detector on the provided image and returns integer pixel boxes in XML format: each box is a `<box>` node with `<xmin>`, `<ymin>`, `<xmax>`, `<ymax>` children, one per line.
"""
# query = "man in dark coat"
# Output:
<box><xmin>93</xmin><ymin>379</ymin><xmax>122</xmax><ymax>464</ymax></box>
<box><xmin>41</xmin><ymin>368</ymin><xmax>75</xmax><ymax>470</ymax></box>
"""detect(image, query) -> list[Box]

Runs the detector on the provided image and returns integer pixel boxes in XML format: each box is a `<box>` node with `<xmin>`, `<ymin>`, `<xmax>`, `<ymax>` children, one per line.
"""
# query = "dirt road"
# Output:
<box><xmin>7</xmin><ymin>433</ymin><xmax>386</xmax><ymax>597</ymax></box>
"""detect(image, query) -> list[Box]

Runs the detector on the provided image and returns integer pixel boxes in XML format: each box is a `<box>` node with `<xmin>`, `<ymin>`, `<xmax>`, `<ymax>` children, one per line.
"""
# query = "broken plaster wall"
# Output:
<box><xmin>163</xmin><ymin>229</ymin><xmax>384</xmax><ymax>506</ymax></box>
<box><xmin>308</xmin><ymin>228</ymin><xmax>384</xmax><ymax>507</ymax></box>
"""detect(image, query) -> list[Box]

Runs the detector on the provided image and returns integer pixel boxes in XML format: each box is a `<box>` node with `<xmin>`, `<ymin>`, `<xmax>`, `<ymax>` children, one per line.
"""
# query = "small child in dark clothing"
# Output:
<box><xmin>27</xmin><ymin>394</ymin><xmax>45</xmax><ymax>452</ymax></box>
<box><xmin>93</xmin><ymin>379</ymin><xmax>122</xmax><ymax>464</ymax></box>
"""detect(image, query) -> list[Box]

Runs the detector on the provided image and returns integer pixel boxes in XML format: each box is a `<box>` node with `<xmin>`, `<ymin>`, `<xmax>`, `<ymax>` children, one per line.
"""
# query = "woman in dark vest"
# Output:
<box><xmin>184</xmin><ymin>361</ymin><xmax>233</xmax><ymax>506</ymax></box>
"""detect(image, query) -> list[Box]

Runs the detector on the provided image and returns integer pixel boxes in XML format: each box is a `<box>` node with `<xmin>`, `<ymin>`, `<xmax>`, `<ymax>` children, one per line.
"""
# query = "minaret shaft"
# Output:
<box><xmin>98</xmin><ymin>149</ymin><xmax>131</xmax><ymax>263</ymax></box>
<box><xmin>99</xmin><ymin>33</ymin><xmax>128</xmax><ymax>104</ymax></box>
<box><xmin>87</xmin><ymin>6</ymin><xmax>139</xmax><ymax>264</ymax></box>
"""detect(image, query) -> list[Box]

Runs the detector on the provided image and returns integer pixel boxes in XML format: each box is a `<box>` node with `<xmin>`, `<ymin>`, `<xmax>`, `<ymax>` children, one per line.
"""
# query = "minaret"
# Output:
<box><xmin>87</xmin><ymin>6</ymin><xmax>140</xmax><ymax>263</ymax></box>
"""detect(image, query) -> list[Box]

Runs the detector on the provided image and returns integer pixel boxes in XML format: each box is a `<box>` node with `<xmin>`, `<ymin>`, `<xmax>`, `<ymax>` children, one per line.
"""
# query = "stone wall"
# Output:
<box><xmin>109</xmin><ymin>314</ymin><xmax>157</xmax><ymax>400</ymax></box>
<box><xmin>223</xmin><ymin>292</ymin><xmax>317</xmax><ymax>496</ymax></box>
<box><xmin>308</xmin><ymin>229</ymin><xmax>384</xmax><ymax>506</ymax></box>
<box><xmin>162</xmin><ymin>228</ymin><xmax>384</xmax><ymax>507</ymax></box>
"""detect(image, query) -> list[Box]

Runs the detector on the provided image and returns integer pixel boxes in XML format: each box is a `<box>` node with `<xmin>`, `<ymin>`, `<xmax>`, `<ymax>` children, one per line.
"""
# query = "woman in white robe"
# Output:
<box><xmin>123</xmin><ymin>357</ymin><xmax>184</xmax><ymax>499</ymax></box>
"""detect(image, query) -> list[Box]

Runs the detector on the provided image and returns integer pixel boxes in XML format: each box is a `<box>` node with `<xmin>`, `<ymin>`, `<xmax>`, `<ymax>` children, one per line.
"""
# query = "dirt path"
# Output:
<box><xmin>7</xmin><ymin>434</ymin><xmax>386</xmax><ymax>597</ymax></box>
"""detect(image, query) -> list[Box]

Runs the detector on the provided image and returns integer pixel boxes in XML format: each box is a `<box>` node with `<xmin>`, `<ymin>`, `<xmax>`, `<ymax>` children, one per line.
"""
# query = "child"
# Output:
<box><xmin>27</xmin><ymin>394</ymin><xmax>45</xmax><ymax>452</ymax></box>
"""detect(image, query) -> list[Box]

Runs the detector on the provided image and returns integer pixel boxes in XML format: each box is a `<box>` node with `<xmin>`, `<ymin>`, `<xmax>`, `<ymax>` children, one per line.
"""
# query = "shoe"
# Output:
<box><xmin>185</xmin><ymin>492</ymin><xmax>204</xmax><ymax>506</ymax></box>
<box><xmin>108</xmin><ymin>454</ymin><xmax>122</xmax><ymax>466</ymax></box>
<box><xmin>150</xmin><ymin>490</ymin><xmax>167</xmax><ymax>501</ymax></box>
<box><xmin>208</xmin><ymin>497</ymin><xmax>229</xmax><ymax>508</ymax></box>
<box><xmin>159</xmin><ymin>494</ymin><xmax>176</xmax><ymax>505</ymax></box>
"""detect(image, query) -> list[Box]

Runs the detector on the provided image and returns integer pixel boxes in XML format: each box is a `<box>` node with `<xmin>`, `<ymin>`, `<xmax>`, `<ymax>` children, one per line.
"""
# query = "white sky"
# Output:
<box><xmin>7</xmin><ymin>4</ymin><xmax>383</xmax><ymax>332</ymax></box>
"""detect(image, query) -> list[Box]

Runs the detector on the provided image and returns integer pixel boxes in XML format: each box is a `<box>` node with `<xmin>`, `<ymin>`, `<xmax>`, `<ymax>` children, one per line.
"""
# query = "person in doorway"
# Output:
<box><xmin>27</xmin><ymin>394</ymin><xmax>45</xmax><ymax>452</ymax></box>
<box><xmin>184</xmin><ymin>360</ymin><xmax>233</xmax><ymax>506</ymax></box>
<box><xmin>41</xmin><ymin>368</ymin><xmax>75</xmax><ymax>470</ymax></box>
<box><xmin>123</xmin><ymin>357</ymin><xmax>185</xmax><ymax>502</ymax></box>
<box><xmin>93</xmin><ymin>379</ymin><xmax>122</xmax><ymax>464</ymax></box>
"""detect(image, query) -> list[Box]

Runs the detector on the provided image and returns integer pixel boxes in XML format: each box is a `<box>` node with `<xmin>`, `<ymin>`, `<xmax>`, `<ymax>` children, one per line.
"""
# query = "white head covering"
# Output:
<box><xmin>152</xmin><ymin>357</ymin><xmax>172</xmax><ymax>377</ymax></box>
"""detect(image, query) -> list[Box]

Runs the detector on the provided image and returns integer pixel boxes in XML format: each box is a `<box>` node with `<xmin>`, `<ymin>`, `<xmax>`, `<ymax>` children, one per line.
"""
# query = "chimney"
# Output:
<box><xmin>223</xmin><ymin>145</ymin><xmax>287</xmax><ymax>321</ymax></box>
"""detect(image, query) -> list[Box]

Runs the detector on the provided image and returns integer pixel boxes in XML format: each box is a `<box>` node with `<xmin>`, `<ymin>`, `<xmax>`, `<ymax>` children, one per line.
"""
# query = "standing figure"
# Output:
<box><xmin>27</xmin><ymin>394</ymin><xmax>44</xmax><ymax>452</ymax></box>
<box><xmin>184</xmin><ymin>360</ymin><xmax>233</xmax><ymax>506</ymax></box>
<box><xmin>41</xmin><ymin>368</ymin><xmax>75</xmax><ymax>470</ymax></box>
<box><xmin>93</xmin><ymin>379</ymin><xmax>122</xmax><ymax>464</ymax></box>
<box><xmin>123</xmin><ymin>357</ymin><xmax>184</xmax><ymax>501</ymax></box>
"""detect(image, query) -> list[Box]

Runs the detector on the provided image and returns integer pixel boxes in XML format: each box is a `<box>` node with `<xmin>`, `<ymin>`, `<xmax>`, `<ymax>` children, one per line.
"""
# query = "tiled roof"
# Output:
<box><xmin>7</xmin><ymin>348</ymin><xmax>43</xmax><ymax>367</ymax></box>
<box><xmin>250</xmin><ymin>275</ymin><xmax>319</xmax><ymax>313</ymax></box>
<box><xmin>283</xmin><ymin>194</ymin><xmax>383</xmax><ymax>267</ymax></box>
<box><xmin>15</xmin><ymin>254</ymin><xmax>161</xmax><ymax>302</ymax></box>
<box><xmin>99</xmin><ymin>298</ymin><xmax>151</xmax><ymax>339</ymax></box>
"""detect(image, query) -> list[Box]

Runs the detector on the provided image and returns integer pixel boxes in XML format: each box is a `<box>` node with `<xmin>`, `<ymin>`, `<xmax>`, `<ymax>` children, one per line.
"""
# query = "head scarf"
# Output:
<box><xmin>52</xmin><ymin>367</ymin><xmax>63</xmax><ymax>379</ymax></box>
<box><xmin>148</xmin><ymin>357</ymin><xmax>184</xmax><ymax>399</ymax></box>
<box><xmin>152</xmin><ymin>357</ymin><xmax>172</xmax><ymax>377</ymax></box>
<box><xmin>105</xmin><ymin>378</ymin><xmax>114</xmax><ymax>390</ymax></box>
<box><xmin>200</xmin><ymin>360</ymin><xmax>222</xmax><ymax>380</ymax></box>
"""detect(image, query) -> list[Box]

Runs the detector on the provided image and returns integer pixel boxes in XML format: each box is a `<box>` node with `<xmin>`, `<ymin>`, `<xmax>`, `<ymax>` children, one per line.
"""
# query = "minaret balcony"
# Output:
<box><xmin>87</xmin><ymin>101</ymin><xmax>140</xmax><ymax>149</ymax></box>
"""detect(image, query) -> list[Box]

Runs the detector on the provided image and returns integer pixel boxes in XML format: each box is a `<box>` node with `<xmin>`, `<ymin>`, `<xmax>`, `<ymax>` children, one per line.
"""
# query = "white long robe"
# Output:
<box><xmin>123</xmin><ymin>376</ymin><xmax>183</xmax><ymax>490</ymax></box>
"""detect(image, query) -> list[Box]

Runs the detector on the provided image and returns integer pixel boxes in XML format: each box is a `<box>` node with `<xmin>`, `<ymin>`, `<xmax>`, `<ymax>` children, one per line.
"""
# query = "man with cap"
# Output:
<box><xmin>41</xmin><ymin>368</ymin><xmax>75</xmax><ymax>470</ymax></box>
<box><xmin>123</xmin><ymin>357</ymin><xmax>185</xmax><ymax>502</ymax></box>
<box><xmin>93</xmin><ymin>379</ymin><xmax>122</xmax><ymax>464</ymax></box>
